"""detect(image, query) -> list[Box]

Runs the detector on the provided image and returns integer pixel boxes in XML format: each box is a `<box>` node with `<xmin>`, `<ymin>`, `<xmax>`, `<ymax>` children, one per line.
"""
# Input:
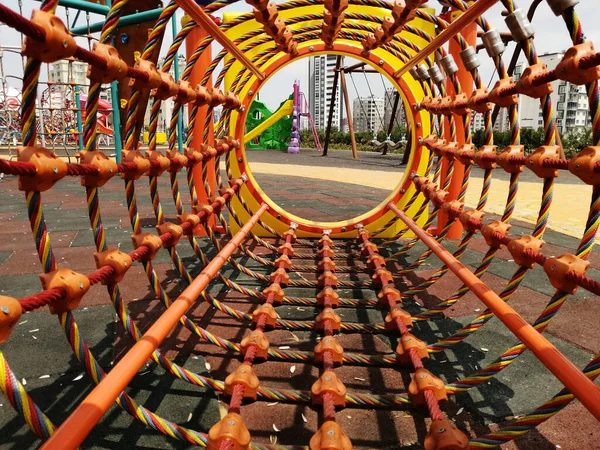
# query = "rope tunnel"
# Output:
<box><xmin>1</xmin><ymin>0</ymin><xmax>600</xmax><ymax>448</ymax></box>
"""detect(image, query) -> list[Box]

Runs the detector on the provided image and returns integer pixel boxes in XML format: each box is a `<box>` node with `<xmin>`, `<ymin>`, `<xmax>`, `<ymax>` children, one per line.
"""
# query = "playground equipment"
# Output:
<box><xmin>244</xmin><ymin>80</ymin><xmax>322</xmax><ymax>153</ymax></box>
<box><xmin>244</xmin><ymin>95</ymin><xmax>294</xmax><ymax>150</ymax></box>
<box><xmin>1</xmin><ymin>0</ymin><xmax>600</xmax><ymax>449</ymax></box>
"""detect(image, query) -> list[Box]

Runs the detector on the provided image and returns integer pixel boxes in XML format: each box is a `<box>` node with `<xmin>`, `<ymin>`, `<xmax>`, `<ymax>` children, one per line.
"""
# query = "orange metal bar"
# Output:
<box><xmin>40</xmin><ymin>203</ymin><xmax>268</xmax><ymax>450</ymax></box>
<box><xmin>186</xmin><ymin>16</ymin><xmax>216</xmax><ymax>235</ymax></box>
<box><xmin>174</xmin><ymin>0</ymin><xmax>265</xmax><ymax>81</ymax></box>
<box><xmin>393</xmin><ymin>0</ymin><xmax>499</xmax><ymax>79</ymax></box>
<box><xmin>434</xmin><ymin>11</ymin><xmax>476</xmax><ymax>238</ymax></box>
<box><xmin>388</xmin><ymin>201</ymin><xmax>600</xmax><ymax>422</ymax></box>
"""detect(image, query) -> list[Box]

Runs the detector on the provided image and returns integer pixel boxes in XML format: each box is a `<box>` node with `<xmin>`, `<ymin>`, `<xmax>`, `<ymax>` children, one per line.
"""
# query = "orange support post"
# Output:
<box><xmin>40</xmin><ymin>204</ymin><xmax>269</xmax><ymax>450</ymax></box>
<box><xmin>185</xmin><ymin>15</ymin><xmax>217</xmax><ymax>235</ymax></box>
<box><xmin>388</xmin><ymin>202</ymin><xmax>600</xmax><ymax>422</ymax></box>
<box><xmin>435</xmin><ymin>10</ymin><xmax>476</xmax><ymax>238</ymax></box>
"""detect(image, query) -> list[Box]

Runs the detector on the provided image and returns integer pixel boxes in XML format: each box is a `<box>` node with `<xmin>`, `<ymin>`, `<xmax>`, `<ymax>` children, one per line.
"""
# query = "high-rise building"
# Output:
<box><xmin>308</xmin><ymin>55</ymin><xmax>344</xmax><ymax>131</ymax></box>
<box><xmin>383</xmin><ymin>87</ymin><xmax>406</xmax><ymax>132</ymax></box>
<box><xmin>49</xmin><ymin>60</ymin><xmax>89</xmax><ymax>94</ymax></box>
<box><xmin>353</xmin><ymin>97</ymin><xmax>385</xmax><ymax>133</ymax></box>
<box><xmin>515</xmin><ymin>52</ymin><xmax>591</xmax><ymax>134</ymax></box>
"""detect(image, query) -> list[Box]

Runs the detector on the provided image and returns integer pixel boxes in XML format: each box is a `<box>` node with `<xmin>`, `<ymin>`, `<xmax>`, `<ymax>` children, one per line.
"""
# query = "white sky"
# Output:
<box><xmin>1</xmin><ymin>1</ymin><xmax>599</xmax><ymax>112</ymax></box>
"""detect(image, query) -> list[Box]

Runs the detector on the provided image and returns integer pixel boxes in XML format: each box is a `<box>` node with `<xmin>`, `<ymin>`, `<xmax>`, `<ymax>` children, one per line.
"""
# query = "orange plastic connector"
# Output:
<box><xmin>459</xmin><ymin>209</ymin><xmax>485</xmax><ymax>233</ymax></box>
<box><xmin>278</xmin><ymin>242</ymin><xmax>295</xmax><ymax>256</ymax></box>
<box><xmin>361</xmin><ymin>241</ymin><xmax>378</xmax><ymax>256</ymax></box>
<box><xmin>442</xmin><ymin>200</ymin><xmax>464</xmax><ymax>221</ymax></box>
<box><xmin>317</xmin><ymin>257</ymin><xmax>337</xmax><ymax>273</ymax></box>
<box><xmin>131</xmin><ymin>232</ymin><xmax>163</xmax><ymax>261</ymax></box>
<box><xmin>224</xmin><ymin>364</ymin><xmax>260</xmax><ymax>400</ymax></box>
<box><xmin>252</xmin><ymin>303</ymin><xmax>279</xmax><ymax>327</ymax></box>
<box><xmin>177</xmin><ymin>212</ymin><xmax>201</xmax><ymax>235</ymax></box>
<box><xmin>152</xmin><ymin>72</ymin><xmax>179</xmax><ymax>101</ymax></box>
<box><xmin>208</xmin><ymin>87</ymin><xmax>226</xmax><ymax>107</ymax></box>
<box><xmin>377</xmin><ymin>284</ymin><xmax>402</xmax><ymax>305</ymax></box>
<box><xmin>317</xmin><ymin>247</ymin><xmax>335</xmax><ymax>258</ymax></box>
<box><xmin>371</xmin><ymin>267</ymin><xmax>393</xmax><ymax>285</ymax></box>
<box><xmin>254</xmin><ymin>2</ymin><xmax>278</xmax><ymax>25</ymax></box>
<box><xmin>156</xmin><ymin>222</ymin><xmax>184</xmax><ymax>248</ymax></box>
<box><xmin>78</xmin><ymin>150</ymin><xmax>118</xmax><ymax>187</ymax></box>
<box><xmin>467</xmin><ymin>88</ymin><xmax>492</xmax><ymax>114</ymax></box>
<box><xmin>421</xmin><ymin>182</ymin><xmax>439</xmax><ymax>199</ymax></box>
<box><xmin>17</xmin><ymin>146</ymin><xmax>67</xmax><ymax>192</ymax></box>
<box><xmin>120</xmin><ymin>149</ymin><xmax>150</xmax><ymax>180</ymax></box>
<box><xmin>175</xmin><ymin>80</ymin><xmax>197</xmax><ymax>104</ymax></box>
<box><xmin>240</xmin><ymin>329</ymin><xmax>269</xmax><ymax>359</ymax></box>
<box><xmin>167</xmin><ymin>149</ymin><xmax>188</xmax><ymax>173</ymax></box>
<box><xmin>430</xmin><ymin>189</ymin><xmax>449</xmax><ymax>208</ymax></box>
<box><xmin>451</xmin><ymin>92</ymin><xmax>471</xmax><ymax>116</ymax></box>
<box><xmin>367</xmin><ymin>253</ymin><xmax>386</xmax><ymax>270</ymax></box>
<box><xmin>568</xmin><ymin>146</ymin><xmax>600</xmax><ymax>185</ymax></box>
<box><xmin>515</xmin><ymin>63</ymin><xmax>553</xmax><ymax>99</ymax></box>
<box><xmin>507</xmin><ymin>235</ymin><xmax>545</xmax><ymax>268</ymax></box>
<box><xmin>184</xmin><ymin>146</ymin><xmax>204</xmax><ymax>166</ymax></box>
<box><xmin>473</xmin><ymin>145</ymin><xmax>497</xmax><ymax>170</ymax></box>
<box><xmin>543</xmin><ymin>254</ymin><xmax>590</xmax><ymax>294</ymax></box>
<box><xmin>424</xmin><ymin>419</ymin><xmax>469</xmax><ymax>450</ymax></box>
<box><xmin>22</xmin><ymin>10</ymin><xmax>77</xmax><ymax>63</ymax></box>
<box><xmin>0</xmin><ymin>296</ymin><xmax>22</xmax><ymax>344</ymax></box>
<box><xmin>223</xmin><ymin>92</ymin><xmax>241</xmax><ymax>109</ymax></box>
<box><xmin>318</xmin><ymin>234</ymin><xmax>333</xmax><ymax>248</ymax></box>
<box><xmin>556</xmin><ymin>42</ymin><xmax>600</xmax><ymax>86</ymax></box>
<box><xmin>437</xmin><ymin>96</ymin><xmax>454</xmax><ymax>116</ymax></box>
<box><xmin>318</xmin><ymin>270</ymin><xmax>339</xmax><ymax>288</ymax></box>
<box><xmin>526</xmin><ymin>145</ymin><xmax>561</xmax><ymax>178</ymax></box>
<box><xmin>93</xmin><ymin>249</ymin><xmax>132</xmax><ymax>284</ymax></box>
<box><xmin>194</xmin><ymin>203</ymin><xmax>214</xmax><ymax>218</ymax></box>
<box><xmin>309</xmin><ymin>421</ymin><xmax>352</xmax><ymax>450</ymax></box>
<box><xmin>481</xmin><ymin>221</ymin><xmax>511</xmax><ymax>249</ymax></box>
<box><xmin>408</xmin><ymin>368</ymin><xmax>448</xmax><ymax>407</ymax></box>
<box><xmin>311</xmin><ymin>371</ymin><xmax>347</xmax><ymax>407</ymax></box>
<box><xmin>385</xmin><ymin>306</ymin><xmax>413</xmax><ymax>330</ymax></box>
<box><xmin>496</xmin><ymin>145</ymin><xmax>524</xmax><ymax>173</ymax></box>
<box><xmin>195</xmin><ymin>85</ymin><xmax>212</xmax><ymax>106</ymax></box>
<box><xmin>454</xmin><ymin>144</ymin><xmax>475</xmax><ymax>166</ymax></box>
<box><xmin>274</xmin><ymin>254</ymin><xmax>292</xmax><ymax>270</ymax></box>
<box><xmin>488</xmin><ymin>78</ymin><xmax>518</xmax><ymax>107</ymax></box>
<box><xmin>129</xmin><ymin>59</ymin><xmax>161</xmax><ymax>91</ymax></box>
<box><xmin>282</xmin><ymin>229</ymin><xmax>297</xmax><ymax>243</ymax></box>
<box><xmin>146</xmin><ymin>150</ymin><xmax>171</xmax><ymax>177</ymax></box>
<box><xmin>324</xmin><ymin>0</ymin><xmax>348</xmax><ymax>13</ymax></box>
<box><xmin>316</xmin><ymin>286</ymin><xmax>340</xmax><ymax>307</ymax></box>
<box><xmin>396</xmin><ymin>332</ymin><xmax>429</xmax><ymax>366</ymax></box>
<box><xmin>39</xmin><ymin>269</ymin><xmax>90</xmax><ymax>314</ymax></box>
<box><xmin>87</xmin><ymin>43</ymin><xmax>127</xmax><ymax>83</ymax></box>
<box><xmin>316</xmin><ymin>307</ymin><xmax>342</xmax><ymax>332</ymax></box>
<box><xmin>262</xmin><ymin>283</ymin><xmax>285</xmax><ymax>305</ymax></box>
<box><xmin>207</xmin><ymin>412</ymin><xmax>251</xmax><ymax>450</ymax></box>
<box><xmin>269</xmin><ymin>267</ymin><xmax>290</xmax><ymax>287</ymax></box>
<box><xmin>314</xmin><ymin>336</ymin><xmax>344</xmax><ymax>364</ymax></box>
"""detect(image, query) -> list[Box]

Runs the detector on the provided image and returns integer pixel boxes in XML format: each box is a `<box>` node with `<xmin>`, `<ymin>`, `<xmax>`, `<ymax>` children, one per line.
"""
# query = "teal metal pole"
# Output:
<box><xmin>35</xmin><ymin>0</ymin><xmax>110</xmax><ymax>15</ymax></box>
<box><xmin>74</xmin><ymin>85</ymin><xmax>84</xmax><ymax>150</ymax></box>
<box><xmin>71</xmin><ymin>8</ymin><xmax>163</xmax><ymax>34</ymax></box>
<box><xmin>105</xmin><ymin>0</ymin><xmax>122</xmax><ymax>162</ymax></box>
<box><xmin>172</xmin><ymin>15</ymin><xmax>184</xmax><ymax>153</ymax></box>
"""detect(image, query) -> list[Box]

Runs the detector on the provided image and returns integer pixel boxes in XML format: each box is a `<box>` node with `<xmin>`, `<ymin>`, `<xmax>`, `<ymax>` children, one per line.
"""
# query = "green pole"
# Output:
<box><xmin>35</xmin><ymin>0</ymin><xmax>110</xmax><ymax>15</ymax></box>
<box><xmin>70</xmin><ymin>8</ymin><xmax>163</xmax><ymax>35</ymax></box>
<box><xmin>74</xmin><ymin>85</ymin><xmax>84</xmax><ymax>150</ymax></box>
<box><xmin>172</xmin><ymin>15</ymin><xmax>184</xmax><ymax>153</ymax></box>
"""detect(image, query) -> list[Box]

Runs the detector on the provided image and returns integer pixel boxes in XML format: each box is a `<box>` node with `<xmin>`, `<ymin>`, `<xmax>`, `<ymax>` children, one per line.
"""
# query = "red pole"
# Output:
<box><xmin>435</xmin><ymin>11</ymin><xmax>476</xmax><ymax>238</ymax></box>
<box><xmin>185</xmin><ymin>15</ymin><xmax>216</xmax><ymax>235</ymax></box>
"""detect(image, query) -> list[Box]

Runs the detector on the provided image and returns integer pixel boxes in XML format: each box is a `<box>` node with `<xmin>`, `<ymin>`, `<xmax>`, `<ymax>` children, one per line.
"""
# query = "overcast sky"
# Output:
<box><xmin>1</xmin><ymin>1</ymin><xmax>599</xmax><ymax>112</ymax></box>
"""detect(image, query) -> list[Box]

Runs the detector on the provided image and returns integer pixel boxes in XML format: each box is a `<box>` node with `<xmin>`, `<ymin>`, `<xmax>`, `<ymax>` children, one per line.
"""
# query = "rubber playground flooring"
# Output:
<box><xmin>0</xmin><ymin>149</ymin><xmax>599</xmax><ymax>449</ymax></box>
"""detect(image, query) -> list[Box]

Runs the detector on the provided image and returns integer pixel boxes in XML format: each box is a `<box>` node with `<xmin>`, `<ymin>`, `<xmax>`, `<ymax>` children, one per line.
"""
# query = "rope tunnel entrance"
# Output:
<box><xmin>0</xmin><ymin>0</ymin><xmax>600</xmax><ymax>449</ymax></box>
